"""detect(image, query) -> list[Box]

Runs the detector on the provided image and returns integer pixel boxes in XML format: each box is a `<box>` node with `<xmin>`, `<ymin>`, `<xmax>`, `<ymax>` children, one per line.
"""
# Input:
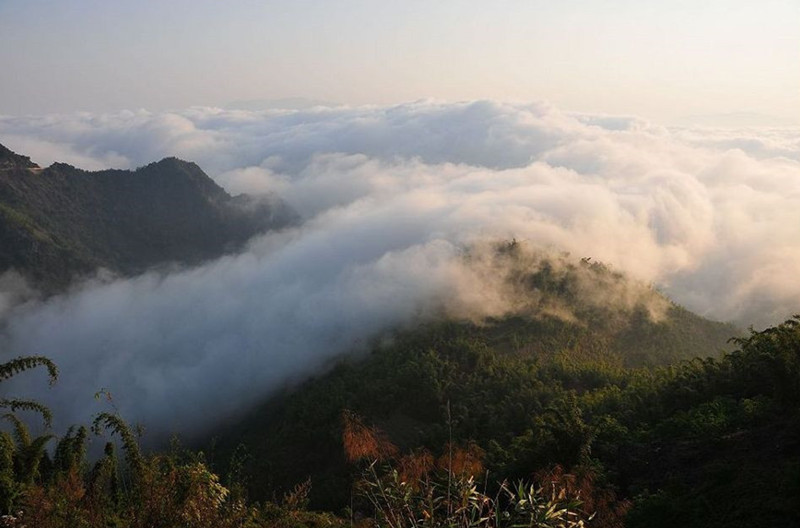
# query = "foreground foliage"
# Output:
<box><xmin>2</xmin><ymin>310</ymin><xmax>799</xmax><ymax>526</ymax></box>
<box><xmin>0</xmin><ymin>357</ymin><xmax>342</xmax><ymax>527</ymax></box>
<box><xmin>0</xmin><ymin>411</ymin><xmax>345</xmax><ymax>528</ymax></box>
<box><xmin>217</xmin><ymin>316</ymin><xmax>800</xmax><ymax>528</ymax></box>
<box><xmin>342</xmin><ymin>410</ymin><xmax>610</xmax><ymax>528</ymax></box>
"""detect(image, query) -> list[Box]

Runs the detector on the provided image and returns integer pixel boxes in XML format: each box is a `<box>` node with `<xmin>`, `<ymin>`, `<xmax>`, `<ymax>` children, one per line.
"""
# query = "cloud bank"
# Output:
<box><xmin>1</xmin><ymin>100</ymin><xmax>799</xmax><ymax>438</ymax></box>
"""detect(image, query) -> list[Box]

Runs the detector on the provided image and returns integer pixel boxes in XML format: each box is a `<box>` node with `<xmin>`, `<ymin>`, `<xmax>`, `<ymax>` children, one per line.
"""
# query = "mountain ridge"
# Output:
<box><xmin>0</xmin><ymin>143</ymin><xmax>297</xmax><ymax>292</ymax></box>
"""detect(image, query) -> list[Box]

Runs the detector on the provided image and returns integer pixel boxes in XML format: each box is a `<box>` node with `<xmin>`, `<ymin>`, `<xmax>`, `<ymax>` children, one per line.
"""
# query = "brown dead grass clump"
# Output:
<box><xmin>397</xmin><ymin>449</ymin><xmax>435</xmax><ymax>488</ymax></box>
<box><xmin>437</xmin><ymin>442</ymin><xmax>485</xmax><ymax>478</ymax></box>
<box><xmin>533</xmin><ymin>465</ymin><xmax>631</xmax><ymax>528</ymax></box>
<box><xmin>342</xmin><ymin>410</ymin><xmax>399</xmax><ymax>463</ymax></box>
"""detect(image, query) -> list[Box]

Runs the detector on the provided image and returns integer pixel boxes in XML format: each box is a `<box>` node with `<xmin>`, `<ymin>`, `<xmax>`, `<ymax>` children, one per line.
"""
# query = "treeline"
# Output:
<box><xmin>216</xmin><ymin>316</ymin><xmax>800</xmax><ymax>528</ymax></box>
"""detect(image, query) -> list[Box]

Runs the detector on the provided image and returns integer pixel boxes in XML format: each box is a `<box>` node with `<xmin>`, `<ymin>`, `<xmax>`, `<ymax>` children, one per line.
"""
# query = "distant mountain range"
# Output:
<box><xmin>0</xmin><ymin>143</ymin><xmax>296</xmax><ymax>292</ymax></box>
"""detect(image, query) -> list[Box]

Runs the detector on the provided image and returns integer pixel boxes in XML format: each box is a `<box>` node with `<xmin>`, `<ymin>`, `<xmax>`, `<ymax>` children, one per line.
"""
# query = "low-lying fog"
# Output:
<box><xmin>1</xmin><ymin>100</ymin><xmax>799</xmax><ymax>438</ymax></box>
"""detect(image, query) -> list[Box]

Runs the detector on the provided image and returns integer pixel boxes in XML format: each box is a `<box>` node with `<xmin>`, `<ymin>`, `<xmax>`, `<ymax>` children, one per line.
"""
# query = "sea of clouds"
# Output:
<box><xmin>1</xmin><ymin>100</ymin><xmax>799</xmax><ymax>438</ymax></box>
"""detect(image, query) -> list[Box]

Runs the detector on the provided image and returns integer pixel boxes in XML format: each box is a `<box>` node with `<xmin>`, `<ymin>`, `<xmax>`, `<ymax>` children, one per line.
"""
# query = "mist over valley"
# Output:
<box><xmin>2</xmin><ymin>101</ymin><xmax>798</xmax><ymax>440</ymax></box>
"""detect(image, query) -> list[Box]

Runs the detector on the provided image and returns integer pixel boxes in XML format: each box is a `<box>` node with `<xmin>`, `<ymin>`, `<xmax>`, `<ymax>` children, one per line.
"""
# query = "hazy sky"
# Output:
<box><xmin>1</xmin><ymin>0</ymin><xmax>797</xmax><ymax>124</ymax></box>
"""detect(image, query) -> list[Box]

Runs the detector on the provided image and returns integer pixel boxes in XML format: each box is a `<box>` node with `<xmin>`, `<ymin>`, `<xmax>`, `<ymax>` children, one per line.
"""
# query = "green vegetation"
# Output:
<box><xmin>0</xmin><ymin>307</ymin><xmax>799</xmax><ymax>526</ymax></box>
<box><xmin>0</xmin><ymin>356</ymin><xmax>344</xmax><ymax>528</ymax></box>
<box><xmin>0</xmin><ymin>355</ymin><xmax>58</xmax><ymax>427</ymax></box>
<box><xmin>342</xmin><ymin>410</ymin><xmax>607</xmax><ymax>528</ymax></box>
<box><xmin>212</xmin><ymin>313</ymin><xmax>799</xmax><ymax>528</ymax></box>
<box><xmin>2</xmin><ymin>314</ymin><xmax>798</xmax><ymax>526</ymax></box>
<box><xmin>0</xmin><ymin>144</ymin><xmax>296</xmax><ymax>292</ymax></box>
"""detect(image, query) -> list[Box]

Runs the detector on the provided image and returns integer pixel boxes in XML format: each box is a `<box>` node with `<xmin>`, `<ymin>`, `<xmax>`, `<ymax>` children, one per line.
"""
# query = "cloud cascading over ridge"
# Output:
<box><xmin>1</xmin><ymin>100</ymin><xmax>799</xmax><ymax>438</ymax></box>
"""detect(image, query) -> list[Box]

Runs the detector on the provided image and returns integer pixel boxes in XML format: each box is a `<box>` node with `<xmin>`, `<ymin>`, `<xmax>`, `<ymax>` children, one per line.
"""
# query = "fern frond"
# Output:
<box><xmin>53</xmin><ymin>425</ymin><xmax>89</xmax><ymax>474</ymax></box>
<box><xmin>0</xmin><ymin>356</ymin><xmax>58</xmax><ymax>385</ymax></box>
<box><xmin>1</xmin><ymin>414</ymin><xmax>31</xmax><ymax>449</ymax></box>
<box><xmin>0</xmin><ymin>399</ymin><xmax>53</xmax><ymax>428</ymax></box>
<box><xmin>92</xmin><ymin>412</ymin><xmax>143</xmax><ymax>475</ymax></box>
<box><xmin>18</xmin><ymin>433</ymin><xmax>54</xmax><ymax>485</ymax></box>
<box><xmin>0</xmin><ymin>431</ymin><xmax>14</xmax><ymax>469</ymax></box>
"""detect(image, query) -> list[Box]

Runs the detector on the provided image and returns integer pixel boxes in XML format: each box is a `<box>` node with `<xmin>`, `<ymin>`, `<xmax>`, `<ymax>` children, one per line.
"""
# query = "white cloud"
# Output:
<box><xmin>2</xmin><ymin>100</ymin><xmax>799</xmax><ymax>438</ymax></box>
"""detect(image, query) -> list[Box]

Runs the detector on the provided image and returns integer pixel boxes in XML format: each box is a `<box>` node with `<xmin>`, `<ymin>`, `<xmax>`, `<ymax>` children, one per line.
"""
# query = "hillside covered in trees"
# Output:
<box><xmin>211</xmin><ymin>246</ymin><xmax>739</xmax><ymax>509</ymax></box>
<box><xmin>0</xmin><ymin>144</ymin><xmax>296</xmax><ymax>292</ymax></box>
<box><xmin>1</xmin><ymin>312</ymin><xmax>799</xmax><ymax>527</ymax></box>
<box><xmin>0</xmin><ymin>149</ymin><xmax>796</xmax><ymax>528</ymax></box>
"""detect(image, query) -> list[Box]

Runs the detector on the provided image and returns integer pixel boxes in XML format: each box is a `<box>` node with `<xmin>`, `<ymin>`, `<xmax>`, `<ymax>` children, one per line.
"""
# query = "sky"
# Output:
<box><xmin>1</xmin><ymin>0</ymin><xmax>798</xmax><ymax>125</ymax></box>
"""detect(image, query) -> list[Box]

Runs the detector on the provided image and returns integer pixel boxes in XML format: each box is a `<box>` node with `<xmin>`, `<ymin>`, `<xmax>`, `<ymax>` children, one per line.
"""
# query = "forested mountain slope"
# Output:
<box><xmin>210</xmin><ymin>252</ymin><xmax>747</xmax><ymax>524</ymax></box>
<box><xmin>0</xmin><ymin>143</ymin><xmax>296</xmax><ymax>292</ymax></box>
<box><xmin>210</xmin><ymin>314</ymin><xmax>800</xmax><ymax>528</ymax></box>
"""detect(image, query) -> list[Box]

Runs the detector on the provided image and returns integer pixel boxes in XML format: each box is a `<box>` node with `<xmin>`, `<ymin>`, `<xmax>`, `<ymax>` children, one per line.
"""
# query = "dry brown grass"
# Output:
<box><xmin>437</xmin><ymin>442</ymin><xmax>485</xmax><ymax>479</ymax></box>
<box><xmin>533</xmin><ymin>465</ymin><xmax>631</xmax><ymax>528</ymax></box>
<box><xmin>342</xmin><ymin>410</ymin><xmax>399</xmax><ymax>463</ymax></box>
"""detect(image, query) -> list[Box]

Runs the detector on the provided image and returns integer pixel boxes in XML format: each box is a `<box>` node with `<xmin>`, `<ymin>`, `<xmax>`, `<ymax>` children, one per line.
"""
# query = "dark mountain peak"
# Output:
<box><xmin>0</xmin><ymin>143</ymin><xmax>39</xmax><ymax>170</ymax></box>
<box><xmin>131</xmin><ymin>161</ymin><xmax>233</xmax><ymax>213</ymax></box>
<box><xmin>140</xmin><ymin>156</ymin><xmax>211</xmax><ymax>176</ymax></box>
<box><xmin>47</xmin><ymin>161</ymin><xmax>80</xmax><ymax>172</ymax></box>
<box><xmin>0</xmin><ymin>146</ymin><xmax>297</xmax><ymax>292</ymax></box>
<box><xmin>150</xmin><ymin>156</ymin><xmax>194</xmax><ymax>169</ymax></box>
